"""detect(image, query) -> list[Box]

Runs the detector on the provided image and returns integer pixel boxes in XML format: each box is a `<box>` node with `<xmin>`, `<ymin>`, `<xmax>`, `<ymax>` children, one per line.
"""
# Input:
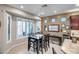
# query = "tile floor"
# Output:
<box><xmin>7</xmin><ymin>42</ymin><xmax>64</xmax><ymax>54</ymax></box>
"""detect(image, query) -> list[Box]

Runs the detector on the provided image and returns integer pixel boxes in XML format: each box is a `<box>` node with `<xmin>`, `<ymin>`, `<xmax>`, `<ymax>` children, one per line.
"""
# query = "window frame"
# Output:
<box><xmin>7</xmin><ymin>13</ymin><xmax>12</xmax><ymax>43</ymax></box>
<box><xmin>36</xmin><ymin>20</ymin><xmax>41</xmax><ymax>32</ymax></box>
<box><xmin>16</xmin><ymin>18</ymin><xmax>34</xmax><ymax>39</ymax></box>
<box><xmin>16</xmin><ymin>18</ymin><xmax>23</xmax><ymax>38</ymax></box>
<box><xmin>16</xmin><ymin>18</ymin><xmax>26</xmax><ymax>39</ymax></box>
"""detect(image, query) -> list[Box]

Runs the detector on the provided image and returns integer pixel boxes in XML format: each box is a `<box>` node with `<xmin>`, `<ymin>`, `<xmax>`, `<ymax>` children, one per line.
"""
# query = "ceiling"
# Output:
<box><xmin>7</xmin><ymin>4</ymin><xmax>79</xmax><ymax>17</ymax></box>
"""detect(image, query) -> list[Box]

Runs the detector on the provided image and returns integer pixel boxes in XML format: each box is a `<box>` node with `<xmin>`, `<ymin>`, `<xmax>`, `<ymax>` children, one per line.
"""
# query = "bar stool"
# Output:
<box><xmin>38</xmin><ymin>37</ymin><xmax>43</xmax><ymax>54</ymax></box>
<box><xmin>43</xmin><ymin>35</ymin><xmax>49</xmax><ymax>52</ymax></box>
<box><xmin>28</xmin><ymin>37</ymin><xmax>37</xmax><ymax>52</ymax></box>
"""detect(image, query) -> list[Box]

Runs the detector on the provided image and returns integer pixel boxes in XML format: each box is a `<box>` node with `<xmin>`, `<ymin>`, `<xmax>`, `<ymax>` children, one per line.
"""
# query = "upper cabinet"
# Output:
<box><xmin>70</xmin><ymin>15</ymin><xmax>79</xmax><ymax>30</ymax></box>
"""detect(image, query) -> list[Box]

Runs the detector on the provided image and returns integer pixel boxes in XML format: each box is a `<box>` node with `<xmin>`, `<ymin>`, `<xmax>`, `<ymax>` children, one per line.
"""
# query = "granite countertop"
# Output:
<box><xmin>62</xmin><ymin>39</ymin><xmax>79</xmax><ymax>54</ymax></box>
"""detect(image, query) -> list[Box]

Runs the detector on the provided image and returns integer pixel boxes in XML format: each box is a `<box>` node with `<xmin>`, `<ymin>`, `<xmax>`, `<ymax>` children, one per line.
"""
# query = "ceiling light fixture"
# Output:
<box><xmin>38</xmin><ymin>12</ymin><xmax>45</xmax><ymax>16</ymax></box>
<box><xmin>38</xmin><ymin>14</ymin><xmax>41</xmax><ymax>16</ymax></box>
<box><xmin>41</xmin><ymin>12</ymin><xmax>45</xmax><ymax>15</ymax></box>
<box><xmin>20</xmin><ymin>5</ymin><xmax>24</xmax><ymax>8</ymax></box>
<box><xmin>54</xmin><ymin>10</ymin><xmax>57</xmax><ymax>13</ymax></box>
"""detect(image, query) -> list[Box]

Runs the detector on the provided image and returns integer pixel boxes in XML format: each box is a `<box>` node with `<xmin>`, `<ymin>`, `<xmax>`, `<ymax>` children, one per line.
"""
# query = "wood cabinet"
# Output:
<box><xmin>70</xmin><ymin>15</ymin><xmax>79</xmax><ymax>30</ymax></box>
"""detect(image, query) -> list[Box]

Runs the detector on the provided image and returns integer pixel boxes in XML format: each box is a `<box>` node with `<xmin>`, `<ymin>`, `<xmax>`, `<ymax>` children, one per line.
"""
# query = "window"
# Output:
<box><xmin>16</xmin><ymin>18</ymin><xmax>34</xmax><ymax>38</ymax></box>
<box><xmin>17</xmin><ymin>20</ymin><xmax>23</xmax><ymax>38</ymax></box>
<box><xmin>26</xmin><ymin>21</ymin><xmax>30</xmax><ymax>35</ymax></box>
<box><xmin>36</xmin><ymin>20</ymin><xmax>41</xmax><ymax>32</ymax></box>
<box><xmin>44</xmin><ymin>19</ymin><xmax>48</xmax><ymax>31</ymax></box>
<box><xmin>26</xmin><ymin>21</ymin><xmax>33</xmax><ymax>35</ymax></box>
<box><xmin>30</xmin><ymin>21</ymin><xmax>33</xmax><ymax>34</ymax></box>
<box><xmin>52</xmin><ymin>18</ymin><xmax>55</xmax><ymax>22</ymax></box>
<box><xmin>7</xmin><ymin>13</ymin><xmax>12</xmax><ymax>43</ymax></box>
<box><xmin>23</xmin><ymin>21</ymin><xmax>26</xmax><ymax>36</ymax></box>
<box><xmin>50</xmin><ymin>18</ymin><xmax>56</xmax><ymax>22</ymax></box>
<box><xmin>60</xmin><ymin>17</ymin><xmax>66</xmax><ymax>22</ymax></box>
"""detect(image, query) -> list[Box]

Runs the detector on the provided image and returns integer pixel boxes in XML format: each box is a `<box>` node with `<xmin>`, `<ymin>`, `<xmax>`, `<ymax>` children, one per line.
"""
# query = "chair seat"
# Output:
<box><xmin>30</xmin><ymin>39</ymin><xmax>36</xmax><ymax>42</ymax></box>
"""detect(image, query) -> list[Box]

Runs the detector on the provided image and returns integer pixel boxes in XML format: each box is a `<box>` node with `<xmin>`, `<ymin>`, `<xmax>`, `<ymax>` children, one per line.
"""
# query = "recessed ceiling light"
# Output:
<box><xmin>38</xmin><ymin>12</ymin><xmax>45</xmax><ymax>16</ymax></box>
<box><xmin>38</xmin><ymin>14</ymin><xmax>41</xmax><ymax>16</ymax></box>
<box><xmin>40</xmin><ymin>12</ymin><xmax>45</xmax><ymax>15</ymax></box>
<box><xmin>54</xmin><ymin>10</ymin><xmax>57</xmax><ymax>13</ymax></box>
<box><xmin>20</xmin><ymin>5</ymin><xmax>24</xmax><ymax>8</ymax></box>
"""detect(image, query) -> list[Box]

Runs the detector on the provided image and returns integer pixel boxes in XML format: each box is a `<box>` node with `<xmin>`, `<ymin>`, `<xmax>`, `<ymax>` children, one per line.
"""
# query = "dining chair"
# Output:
<box><xmin>37</xmin><ymin>37</ymin><xmax>43</xmax><ymax>54</ymax></box>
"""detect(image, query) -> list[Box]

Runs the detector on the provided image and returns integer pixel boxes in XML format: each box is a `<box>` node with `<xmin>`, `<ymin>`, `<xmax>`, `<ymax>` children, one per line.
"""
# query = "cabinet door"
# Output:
<box><xmin>70</xmin><ymin>15</ymin><xmax>79</xmax><ymax>30</ymax></box>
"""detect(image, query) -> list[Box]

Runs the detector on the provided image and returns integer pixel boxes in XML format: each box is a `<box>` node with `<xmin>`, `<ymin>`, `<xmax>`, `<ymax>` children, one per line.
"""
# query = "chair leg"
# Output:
<box><xmin>28</xmin><ymin>37</ymin><xmax>30</xmax><ymax>51</ymax></box>
<box><xmin>41</xmin><ymin>45</ymin><xmax>43</xmax><ymax>54</ymax></box>
<box><xmin>41</xmin><ymin>49</ymin><xmax>43</xmax><ymax>54</ymax></box>
<box><xmin>44</xmin><ymin>43</ymin><xmax>48</xmax><ymax>52</ymax></box>
<box><xmin>52</xmin><ymin>47</ymin><xmax>56</xmax><ymax>54</ymax></box>
<box><xmin>33</xmin><ymin>43</ymin><xmax>35</xmax><ymax>52</ymax></box>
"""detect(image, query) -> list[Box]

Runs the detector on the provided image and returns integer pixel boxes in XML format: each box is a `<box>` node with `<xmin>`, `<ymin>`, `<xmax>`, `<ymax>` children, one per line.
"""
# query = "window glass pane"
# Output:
<box><xmin>17</xmin><ymin>20</ymin><xmax>23</xmax><ymax>37</ymax></box>
<box><xmin>17</xmin><ymin>18</ymin><xmax>34</xmax><ymax>37</ymax></box>
<box><xmin>26</xmin><ymin>21</ymin><xmax>30</xmax><ymax>35</ymax></box>
<box><xmin>61</xmin><ymin>17</ymin><xmax>66</xmax><ymax>22</ymax></box>
<box><xmin>23</xmin><ymin>21</ymin><xmax>26</xmax><ymax>36</ymax></box>
<box><xmin>36</xmin><ymin>21</ymin><xmax>41</xmax><ymax>32</ymax></box>
<box><xmin>49</xmin><ymin>18</ymin><xmax>55</xmax><ymax>22</ymax></box>
<box><xmin>8</xmin><ymin>15</ymin><xmax>11</xmax><ymax>42</ymax></box>
<box><xmin>7</xmin><ymin>14</ymin><xmax>12</xmax><ymax>43</ymax></box>
<box><xmin>23</xmin><ymin>21</ymin><xmax>25</xmax><ymax>32</ymax></box>
<box><xmin>25</xmin><ymin>20</ymin><xmax>33</xmax><ymax>36</ymax></box>
<box><xmin>8</xmin><ymin>16</ymin><xmax>10</xmax><ymax>40</ymax></box>
<box><xmin>30</xmin><ymin>22</ymin><xmax>33</xmax><ymax>33</ymax></box>
<box><xmin>52</xmin><ymin>18</ymin><xmax>55</xmax><ymax>22</ymax></box>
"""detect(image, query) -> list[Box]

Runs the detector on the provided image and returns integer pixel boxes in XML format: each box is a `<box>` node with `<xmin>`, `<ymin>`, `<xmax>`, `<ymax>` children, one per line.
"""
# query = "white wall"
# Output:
<box><xmin>0</xmin><ymin>5</ymin><xmax>35</xmax><ymax>53</ymax></box>
<box><xmin>0</xmin><ymin>9</ymin><xmax>5</xmax><ymax>53</ymax></box>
